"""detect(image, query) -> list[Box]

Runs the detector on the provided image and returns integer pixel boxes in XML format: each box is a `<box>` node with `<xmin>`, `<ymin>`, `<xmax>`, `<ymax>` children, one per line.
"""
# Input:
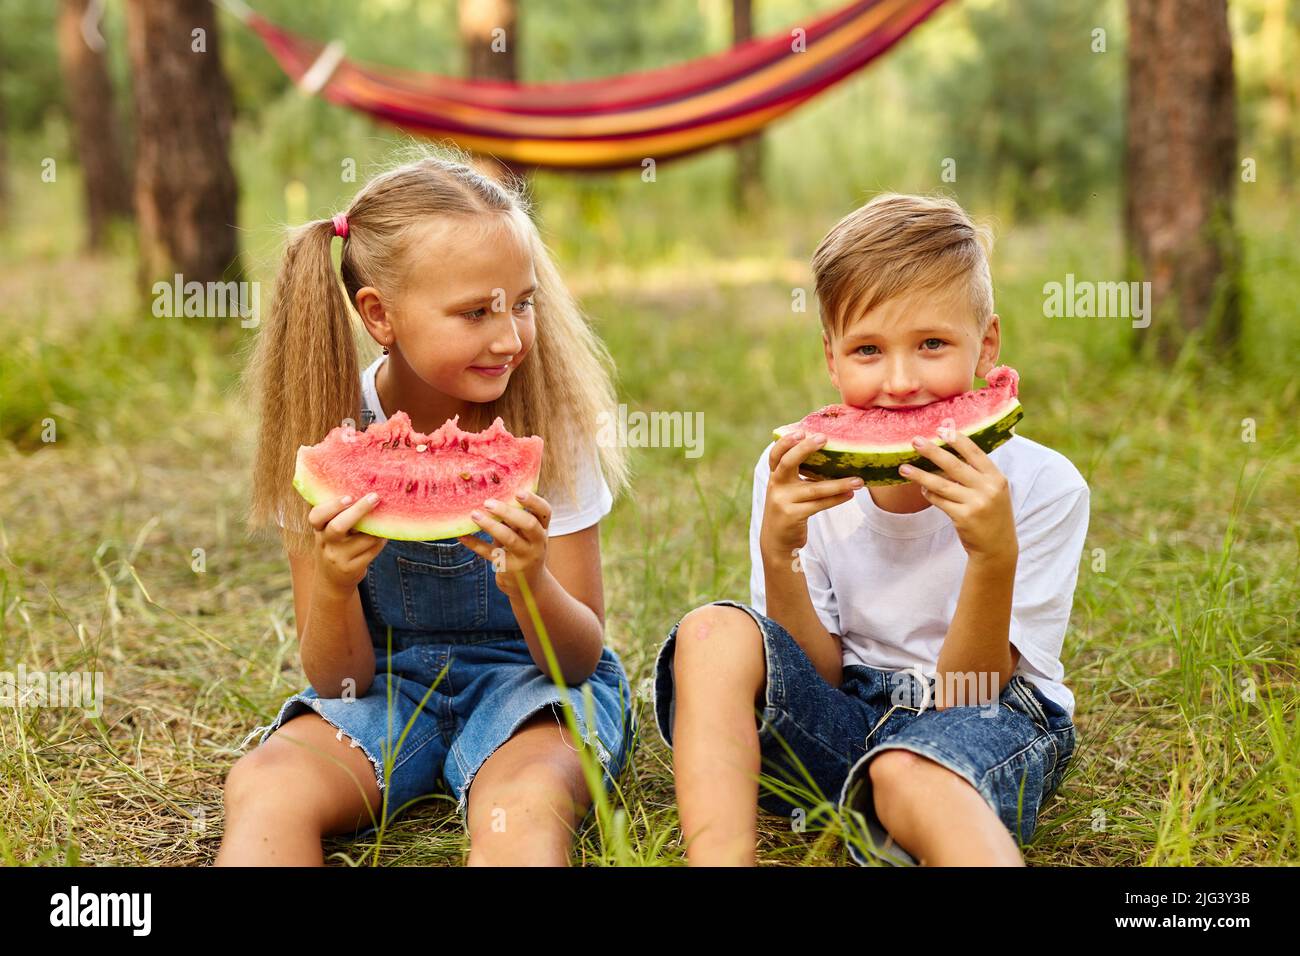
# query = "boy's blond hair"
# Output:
<box><xmin>811</xmin><ymin>192</ymin><xmax>994</xmax><ymax>339</ymax></box>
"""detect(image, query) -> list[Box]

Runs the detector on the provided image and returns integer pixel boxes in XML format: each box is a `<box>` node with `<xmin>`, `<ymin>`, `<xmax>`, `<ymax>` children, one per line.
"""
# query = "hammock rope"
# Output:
<box><xmin>225</xmin><ymin>0</ymin><xmax>950</xmax><ymax>170</ymax></box>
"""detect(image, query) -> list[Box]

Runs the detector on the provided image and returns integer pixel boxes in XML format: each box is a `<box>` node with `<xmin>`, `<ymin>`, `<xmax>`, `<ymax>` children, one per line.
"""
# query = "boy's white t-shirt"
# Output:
<box><xmin>277</xmin><ymin>356</ymin><xmax>613</xmax><ymax>536</ymax></box>
<box><xmin>748</xmin><ymin>433</ymin><xmax>1089</xmax><ymax>719</ymax></box>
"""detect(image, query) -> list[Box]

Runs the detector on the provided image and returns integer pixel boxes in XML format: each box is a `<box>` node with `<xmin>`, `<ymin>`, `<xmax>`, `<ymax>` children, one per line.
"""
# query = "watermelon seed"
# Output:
<box><xmin>405</xmin><ymin>479</ymin><xmax>416</xmax><ymax>493</ymax></box>
<box><xmin>416</xmin><ymin>444</ymin><xmax>427</xmax><ymax>452</ymax></box>
<box><xmin>459</xmin><ymin>471</ymin><xmax>472</xmax><ymax>481</ymax></box>
<box><xmin>490</xmin><ymin>472</ymin><xmax>500</xmax><ymax>484</ymax></box>
<box><xmin>460</xmin><ymin>438</ymin><xmax>469</xmax><ymax>452</ymax></box>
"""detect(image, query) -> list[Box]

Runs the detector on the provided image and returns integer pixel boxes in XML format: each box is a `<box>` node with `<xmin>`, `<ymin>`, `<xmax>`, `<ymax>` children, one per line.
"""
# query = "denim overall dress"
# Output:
<box><xmin>240</xmin><ymin>407</ymin><xmax>636</xmax><ymax>834</ymax></box>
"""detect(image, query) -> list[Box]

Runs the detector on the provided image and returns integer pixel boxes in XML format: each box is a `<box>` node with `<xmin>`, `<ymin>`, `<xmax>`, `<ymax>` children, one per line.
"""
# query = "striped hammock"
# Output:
<box><xmin>239</xmin><ymin>0</ymin><xmax>949</xmax><ymax>171</ymax></box>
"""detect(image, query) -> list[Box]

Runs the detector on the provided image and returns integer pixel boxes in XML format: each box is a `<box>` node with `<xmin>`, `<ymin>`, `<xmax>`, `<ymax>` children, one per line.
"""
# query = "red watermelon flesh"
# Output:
<box><xmin>293</xmin><ymin>411</ymin><xmax>544</xmax><ymax>541</ymax></box>
<box><xmin>773</xmin><ymin>366</ymin><xmax>1023</xmax><ymax>484</ymax></box>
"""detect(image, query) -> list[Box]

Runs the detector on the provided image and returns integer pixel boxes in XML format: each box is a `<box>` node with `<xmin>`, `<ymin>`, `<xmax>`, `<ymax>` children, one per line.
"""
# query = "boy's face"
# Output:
<box><xmin>822</xmin><ymin>280</ymin><xmax>1001</xmax><ymax>409</ymax></box>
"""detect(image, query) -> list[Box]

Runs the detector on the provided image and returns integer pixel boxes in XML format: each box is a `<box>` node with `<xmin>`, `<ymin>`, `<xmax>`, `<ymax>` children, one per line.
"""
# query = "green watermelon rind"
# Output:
<box><xmin>292</xmin><ymin>447</ymin><xmax>542</xmax><ymax>542</ymax></box>
<box><xmin>772</xmin><ymin>402</ymin><xmax>1023</xmax><ymax>486</ymax></box>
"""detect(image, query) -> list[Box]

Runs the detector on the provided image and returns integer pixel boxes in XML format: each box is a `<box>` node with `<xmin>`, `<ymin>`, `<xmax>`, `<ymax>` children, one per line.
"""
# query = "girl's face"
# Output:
<box><xmin>364</xmin><ymin>213</ymin><xmax>538</xmax><ymax>406</ymax></box>
<box><xmin>822</xmin><ymin>280</ymin><xmax>1000</xmax><ymax>410</ymax></box>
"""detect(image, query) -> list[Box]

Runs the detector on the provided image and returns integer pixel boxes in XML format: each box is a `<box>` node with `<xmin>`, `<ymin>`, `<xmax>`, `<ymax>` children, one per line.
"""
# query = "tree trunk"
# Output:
<box><xmin>732</xmin><ymin>0</ymin><xmax>765</xmax><ymax>215</ymax></box>
<box><xmin>57</xmin><ymin>0</ymin><xmax>133</xmax><ymax>250</ymax></box>
<box><xmin>460</xmin><ymin>0</ymin><xmax>517</xmax><ymax>82</ymax></box>
<box><xmin>1124</xmin><ymin>0</ymin><xmax>1241</xmax><ymax>363</ymax></box>
<box><xmin>459</xmin><ymin>0</ymin><xmax>528</xmax><ymax>186</ymax></box>
<box><xmin>125</xmin><ymin>0</ymin><xmax>240</xmax><ymax>288</ymax></box>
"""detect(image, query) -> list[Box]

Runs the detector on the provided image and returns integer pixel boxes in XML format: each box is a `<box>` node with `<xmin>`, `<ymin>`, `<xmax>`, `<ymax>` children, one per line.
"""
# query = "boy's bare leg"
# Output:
<box><xmin>670</xmin><ymin>605</ymin><xmax>768</xmax><ymax>866</ymax></box>
<box><xmin>867</xmin><ymin>749</ymin><xmax>1024</xmax><ymax>865</ymax></box>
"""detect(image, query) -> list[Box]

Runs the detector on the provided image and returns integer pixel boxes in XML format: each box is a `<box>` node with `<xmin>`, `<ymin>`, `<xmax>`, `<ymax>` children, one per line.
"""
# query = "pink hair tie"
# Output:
<box><xmin>331</xmin><ymin>213</ymin><xmax>349</xmax><ymax>238</ymax></box>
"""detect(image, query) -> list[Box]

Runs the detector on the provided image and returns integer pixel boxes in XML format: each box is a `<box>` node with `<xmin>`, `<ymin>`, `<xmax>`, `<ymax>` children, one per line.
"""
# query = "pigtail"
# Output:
<box><xmin>243</xmin><ymin>218</ymin><xmax>361</xmax><ymax>554</ymax></box>
<box><xmin>242</xmin><ymin>142</ymin><xmax>630</xmax><ymax>555</ymax></box>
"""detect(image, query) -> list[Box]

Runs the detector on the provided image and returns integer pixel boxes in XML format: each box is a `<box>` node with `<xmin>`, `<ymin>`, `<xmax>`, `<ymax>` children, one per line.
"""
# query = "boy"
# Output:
<box><xmin>652</xmin><ymin>193</ymin><xmax>1089</xmax><ymax>866</ymax></box>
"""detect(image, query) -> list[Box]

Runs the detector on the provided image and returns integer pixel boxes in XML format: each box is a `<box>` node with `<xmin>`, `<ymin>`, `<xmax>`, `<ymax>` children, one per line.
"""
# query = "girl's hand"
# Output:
<box><xmin>458</xmin><ymin>490</ymin><xmax>552</xmax><ymax>595</ymax></box>
<box><xmin>760</xmin><ymin>430</ymin><xmax>864</xmax><ymax>559</ymax></box>
<box><xmin>901</xmin><ymin>429</ymin><xmax>1018</xmax><ymax>565</ymax></box>
<box><xmin>307</xmin><ymin>493</ymin><xmax>388</xmax><ymax>596</ymax></box>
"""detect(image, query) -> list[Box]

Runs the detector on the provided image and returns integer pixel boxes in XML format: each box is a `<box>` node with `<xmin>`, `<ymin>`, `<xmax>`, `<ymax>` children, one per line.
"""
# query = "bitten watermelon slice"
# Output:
<box><xmin>293</xmin><ymin>411</ymin><xmax>544</xmax><ymax>541</ymax></box>
<box><xmin>773</xmin><ymin>366</ymin><xmax>1023</xmax><ymax>485</ymax></box>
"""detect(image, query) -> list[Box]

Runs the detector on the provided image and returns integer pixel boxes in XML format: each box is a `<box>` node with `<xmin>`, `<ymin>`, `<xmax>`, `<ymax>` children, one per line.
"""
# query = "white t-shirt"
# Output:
<box><xmin>748</xmin><ymin>433</ymin><xmax>1089</xmax><ymax>719</ymax></box>
<box><xmin>358</xmin><ymin>356</ymin><xmax>612</xmax><ymax>537</ymax></box>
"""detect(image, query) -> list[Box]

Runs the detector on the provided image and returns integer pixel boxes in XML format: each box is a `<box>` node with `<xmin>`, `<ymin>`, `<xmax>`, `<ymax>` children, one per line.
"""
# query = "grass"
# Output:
<box><xmin>0</xmin><ymin>169</ymin><xmax>1296</xmax><ymax>865</ymax></box>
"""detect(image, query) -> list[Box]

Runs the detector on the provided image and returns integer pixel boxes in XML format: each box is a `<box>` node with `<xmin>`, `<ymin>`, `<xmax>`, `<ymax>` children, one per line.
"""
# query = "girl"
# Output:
<box><xmin>216</xmin><ymin>149</ymin><xmax>634</xmax><ymax>866</ymax></box>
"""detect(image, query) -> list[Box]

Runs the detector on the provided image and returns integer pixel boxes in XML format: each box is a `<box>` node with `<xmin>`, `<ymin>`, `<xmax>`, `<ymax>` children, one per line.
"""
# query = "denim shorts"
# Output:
<box><xmin>237</xmin><ymin>533</ymin><xmax>637</xmax><ymax>837</ymax></box>
<box><xmin>653</xmin><ymin>600</ymin><xmax>1076</xmax><ymax>866</ymax></box>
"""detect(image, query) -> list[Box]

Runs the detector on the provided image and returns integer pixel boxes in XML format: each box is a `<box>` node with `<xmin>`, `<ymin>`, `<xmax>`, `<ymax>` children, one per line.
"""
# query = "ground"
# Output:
<box><xmin>0</xmin><ymin>202</ymin><xmax>1296</xmax><ymax>866</ymax></box>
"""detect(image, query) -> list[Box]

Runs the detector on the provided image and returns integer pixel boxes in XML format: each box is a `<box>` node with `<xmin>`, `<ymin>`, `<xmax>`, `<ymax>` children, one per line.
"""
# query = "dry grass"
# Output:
<box><xmin>2</xmin><ymin>203</ymin><xmax>1296</xmax><ymax>866</ymax></box>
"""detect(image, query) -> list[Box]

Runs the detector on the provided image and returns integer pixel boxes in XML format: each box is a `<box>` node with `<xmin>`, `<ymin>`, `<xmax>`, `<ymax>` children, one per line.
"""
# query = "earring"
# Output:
<box><xmin>382</xmin><ymin>346</ymin><xmax>389</xmax><ymax>354</ymax></box>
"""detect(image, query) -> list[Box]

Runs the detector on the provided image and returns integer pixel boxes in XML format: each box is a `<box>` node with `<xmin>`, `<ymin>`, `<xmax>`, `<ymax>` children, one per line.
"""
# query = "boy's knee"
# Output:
<box><xmin>673</xmin><ymin>604</ymin><xmax>766</xmax><ymax>702</ymax></box>
<box><xmin>867</xmin><ymin>749</ymin><xmax>921</xmax><ymax>790</ymax></box>
<box><xmin>864</xmin><ymin>750</ymin><xmax>923</xmax><ymax>826</ymax></box>
<box><xmin>675</xmin><ymin>604</ymin><xmax>760</xmax><ymax>651</ymax></box>
<box><xmin>868</xmin><ymin>749</ymin><xmax>974</xmax><ymax>822</ymax></box>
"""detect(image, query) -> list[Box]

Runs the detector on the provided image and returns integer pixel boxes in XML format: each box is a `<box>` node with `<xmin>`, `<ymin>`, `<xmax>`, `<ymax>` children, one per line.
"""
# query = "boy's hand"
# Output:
<box><xmin>900</xmin><ymin>429</ymin><xmax>1017</xmax><ymax>565</ymax></box>
<box><xmin>760</xmin><ymin>430</ymin><xmax>863</xmax><ymax>558</ymax></box>
<box><xmin>457</xmin><ymin>490</ymin><xmax>551</xmax><ymax>595</ymax></box>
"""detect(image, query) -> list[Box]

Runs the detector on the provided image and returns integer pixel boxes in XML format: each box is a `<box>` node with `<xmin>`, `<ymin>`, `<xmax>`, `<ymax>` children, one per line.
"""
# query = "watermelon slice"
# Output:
<box><xmin>292</xmin><ymin>411</ymin><xmax>544</xmax><ymax>541</ymax></box>
<box><xmin>773</xmin><ymin>366</ymin><xmax>1023</xmax><ymax>485</ymax></box>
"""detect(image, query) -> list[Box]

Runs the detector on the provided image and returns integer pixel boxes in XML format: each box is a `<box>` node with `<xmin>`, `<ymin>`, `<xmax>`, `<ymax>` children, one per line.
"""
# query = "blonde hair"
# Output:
<box><xmin>811</xmin><ymin>192</ymin><xmax>994</xmax><ymax>339</ymax></box>
<box><xmin>242</xmin><ymin>145</ymin><xmax>629</xmax><ymax>554</ymax></box>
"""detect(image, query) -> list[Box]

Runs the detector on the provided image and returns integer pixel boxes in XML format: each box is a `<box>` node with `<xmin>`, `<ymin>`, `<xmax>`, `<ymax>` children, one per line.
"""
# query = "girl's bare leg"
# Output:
<box><xmin>464</xmin><ymin>707</ymin><xmax>592</xmax><ymax>866</ymax></box>
<box><xmin>215</xmin><ymin>712</ymin><xmax>383</xmax><ymax>866</ymax></box>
